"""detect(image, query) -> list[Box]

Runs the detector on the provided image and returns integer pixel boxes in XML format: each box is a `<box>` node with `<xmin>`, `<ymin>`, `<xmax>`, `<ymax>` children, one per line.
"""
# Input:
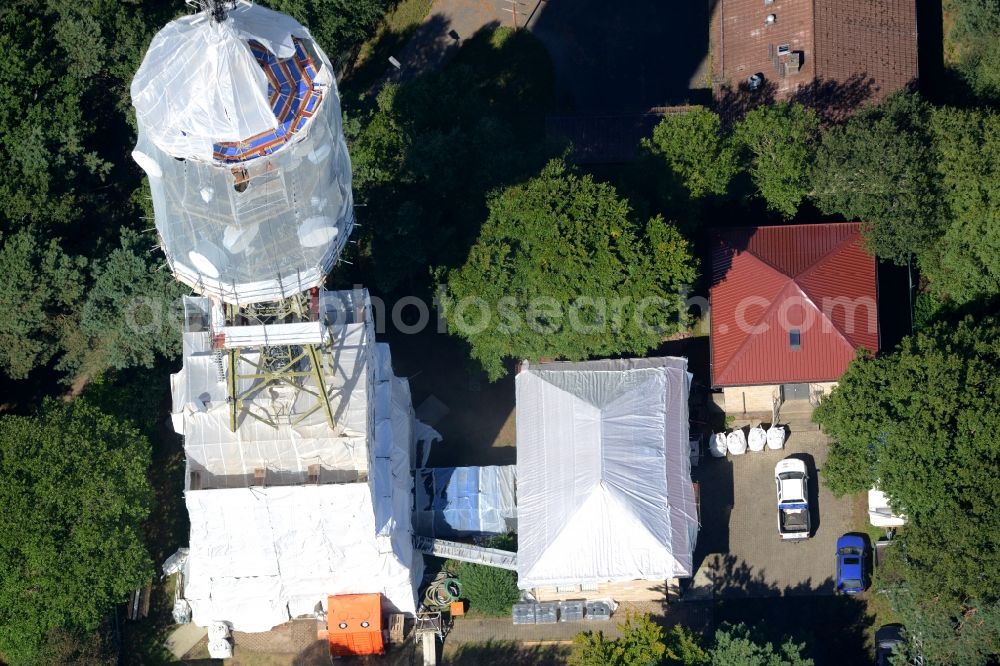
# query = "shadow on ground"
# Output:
<box><xmin>529</xmin><ymin>0</ymin><xmax>714</xmax><ymax>112</ymax></box>
<box><xmin>383</xmin><ymin>325</ymin><xmax>516</xmax><ymax>467</ymax></box>
<box><xmin>703</xmin><ymin>553</ymin><xmax>837</xmax><ymax>599</ymax></box>
<box><xmin>446</xmin><ymin>640</ymin><xmax>570</xmax><ymax>666</ymax></box>
<box><xmin>713</xmin><ymin>595</ymin><xmax>874</xmax><ymax>665</ymax></box>
<box><xmin>344</xmin><ymin>14</ymin><xmax>457</xmax><ymax>96</ymax></box>
<box><xmin>692</xmin><ymin>456</ymin><xmax>734</xmax><ymax>571</ymax></box>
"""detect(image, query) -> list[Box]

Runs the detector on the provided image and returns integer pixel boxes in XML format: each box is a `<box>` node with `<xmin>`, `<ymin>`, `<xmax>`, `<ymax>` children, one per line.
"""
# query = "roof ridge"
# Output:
<box><xmin>519</xmin><ymin>482</ymin><xmax>604</xmax><ymax>579</ymax></box>
<box><xmin>748</xmin><ymin>224</ymin><xmax>862</xmax><ymax>279</ymax></box>
<box><xmin>527</xmin><ymin>369</ymin><xmax>602</xmax><ymax>409</ymax></box>
<box><xmin>791</xmin><ymin>233</ymin><xmax>866</xmax><ymax>347</ymax></box>
<box><xmin>790</xmin><ymin>230</ymin><xmax>859</xmax><ymax>280</ymax></box>
<box><xmin>714</xmin><ymin>266</ymin><xmax>794</xmax><ymax>384</ymax></box>
<box><xmin>786</xmin><ymin>281</ymin><xmax>855</xmax><ymax>355</ymax></box>
<box><xmin>522</xmin><ymin>481</ymin><xmax>664</xmax><ymax>581</ymax></box>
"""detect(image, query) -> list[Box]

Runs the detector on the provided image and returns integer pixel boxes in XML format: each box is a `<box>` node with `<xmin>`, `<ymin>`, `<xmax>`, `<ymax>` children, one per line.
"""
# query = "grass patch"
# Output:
<box><xmin>344</xmin><ymin>0</ymin><xmax>434</xmax><ymax>95</ymax></box>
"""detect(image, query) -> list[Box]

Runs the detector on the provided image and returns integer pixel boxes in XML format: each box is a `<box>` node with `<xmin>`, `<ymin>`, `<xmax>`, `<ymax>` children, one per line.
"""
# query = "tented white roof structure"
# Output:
<box><xmin>131</xmin><ymin>2</ymin><xmax>353</xmax><ymax>303</ymax></box>
<box><xmin>515</xmin><ymin>357</ymin><xmax>699</xmax><ymax>590</ymax></box>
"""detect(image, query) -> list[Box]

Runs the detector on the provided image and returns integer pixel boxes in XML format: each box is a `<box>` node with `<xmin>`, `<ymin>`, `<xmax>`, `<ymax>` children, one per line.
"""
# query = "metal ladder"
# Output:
<box><xmin>212</xmin><ymin>349</ymin><xmax>226</xmax><ymax>382</ymax></box>
<box><xmin>412</xmin><ymin>535</ymin><xmax>517</xmax><ymax>570</ymax></box>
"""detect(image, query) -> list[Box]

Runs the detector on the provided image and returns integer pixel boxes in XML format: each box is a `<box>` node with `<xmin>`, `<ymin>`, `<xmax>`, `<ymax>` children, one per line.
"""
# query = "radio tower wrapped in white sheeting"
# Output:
<box><xmin>132</xmin><ymin>2</ymin><xmax>428</xmax><ymax>633</ymax></box>
<box><xmin>131</xmin><ymin>1</ymin><xmax>353</xmax><ymax>303</ymax></box>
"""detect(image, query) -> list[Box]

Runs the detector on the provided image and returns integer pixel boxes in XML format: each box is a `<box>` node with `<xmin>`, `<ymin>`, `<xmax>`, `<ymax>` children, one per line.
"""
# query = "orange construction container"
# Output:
<box><xmin>327</xmin><ymin>593</ymin><xmax>384</xmax><ymax>657</ymax></box>
<box><xmin>450</xmin><ymin>600</ymin><xmax>465</xmax><ymax>617</ymax></box>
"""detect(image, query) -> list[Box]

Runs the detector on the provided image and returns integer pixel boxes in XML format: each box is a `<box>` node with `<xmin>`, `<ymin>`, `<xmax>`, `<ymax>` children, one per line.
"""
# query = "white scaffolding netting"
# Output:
<box><xmin>181</xmin><ymin>341</ymin><xmax>423</xmax><ymax>631</ymax></box>
<box><xmin>131</xmin><ymin>2</ymin><xmax>354</xmax><ymax>303</ymax></box>
<box><xmin>171</xmin><ymin>292</ymin><xmax>374</xmax><ymax>488</ymax></box>
<box><xmin>515</xmin><ymin>357</ymin><xmax>699</xmax><ymax>589</ymax></box>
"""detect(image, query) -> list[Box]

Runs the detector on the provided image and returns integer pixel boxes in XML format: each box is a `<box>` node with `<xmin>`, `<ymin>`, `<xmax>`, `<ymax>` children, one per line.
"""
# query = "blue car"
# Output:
<box><xmin>836</xmin><ymin>534</ymin><xmax>866</xmax><ymax>594</ymax></box>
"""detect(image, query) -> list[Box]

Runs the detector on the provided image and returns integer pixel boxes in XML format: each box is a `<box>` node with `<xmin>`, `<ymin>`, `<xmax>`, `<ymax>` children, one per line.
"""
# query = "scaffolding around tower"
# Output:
<box><xmin>180</xmin><ymin>288</ymin><xmax>349</xmax><ymax>433</ymax></box>
<box><xmin>131</xmin><ymin>1</ymin><xmax>354</xmax><ymax>304</ymax></box>
<box><xmin>134</xmin><ymin>1</ymin><xmax>429</xmax><ymax>635</ymax></box>
<box><xmin>170</xmin><ymin>289</ymin><xmax>427</xmax><ymax>631</ymax></box>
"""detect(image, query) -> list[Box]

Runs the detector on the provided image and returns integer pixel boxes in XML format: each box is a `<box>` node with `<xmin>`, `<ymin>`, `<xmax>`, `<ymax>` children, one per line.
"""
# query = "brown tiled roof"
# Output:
<box><xmin>712</xmin><ymin>0</ymin><xmax>815</xmax><ymax>99</ymax></box>
<box><xmin>711</xmin><ymin>0</ymin><xmax>918</xmax><ymax>115</ymax></box>
<box><xmin>813</xmin><ymin>0</ymin><xmax>919</xmax><ymax>104</ymax></box>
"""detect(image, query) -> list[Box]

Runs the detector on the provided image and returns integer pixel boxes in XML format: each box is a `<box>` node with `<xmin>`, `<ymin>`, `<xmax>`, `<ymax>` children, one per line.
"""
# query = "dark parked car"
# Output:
<box><xmin>875</xmin><ymin>624</ymin><xmax>916</xmax><ymax>665</ymax></box>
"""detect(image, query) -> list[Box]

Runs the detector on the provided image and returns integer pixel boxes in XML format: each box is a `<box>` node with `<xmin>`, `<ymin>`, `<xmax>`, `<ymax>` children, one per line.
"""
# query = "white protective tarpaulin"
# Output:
<box><xmin>171</xmin><ymin>295</ymin><xmax>374</xmax><ymax>487</ymax></box>
<box><xmin>183</xmin><ymin>484</ymin><xmax>416</xmax><ymax>632</ymax></box>
<box><xmin>132</xmin><ymin>3</ymin><xmax>316</xmax><ymax>160</ymax></box>
<box><xmin>413</xmin><ymin>465</ymin><xmax>517</xmax><ymax>537</ymax></box>
<box><xmin>515</xmin><ymin>357</ymin><xmax>699</xmax><ymax>590</ymax></box>
<box><xmin>181</xmin><ymin>340</ymin><xmax>422</xmax><ymax>631</ymax></box>
<box><xmin>130</xmin><ymin>2</ymin><xmax>354</xmax><ymax>304</ymax></box>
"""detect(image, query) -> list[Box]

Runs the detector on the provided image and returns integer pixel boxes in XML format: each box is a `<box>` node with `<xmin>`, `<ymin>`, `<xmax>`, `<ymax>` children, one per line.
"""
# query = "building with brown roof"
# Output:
<box><xmin>710</xmin><ymin>223</ymin><xmax>879</xmax><ymax>413</ymax></box>
<box><xmin>711</xmin><ymin>0</ymin><xmax>918</xmax><ymax>118</ymax></box>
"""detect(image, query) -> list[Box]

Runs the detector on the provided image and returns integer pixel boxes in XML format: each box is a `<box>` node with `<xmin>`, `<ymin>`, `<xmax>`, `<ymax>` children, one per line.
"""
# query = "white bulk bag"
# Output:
<box><xmin>766</xmin><ymin>425</ymin><xmax>786</xmax><ymax>450</ymax></box>
<box><xmin>709</xmin><ymin>432</ymin><xmax>728</xmax><ymax>457</ymax></box>
<box><xmin>748</xmin><ymin>426</ymin><xmax>767</xmax><ymax>452</ymax></box>
<box><xmin>207</xmin><ymin>622</ymin><xmax>231</xmax><ymax>641</ymax></box>
<box><xmin>727</xmin><ymin>429</ymin><xmax>747</xmax><ymax>455</ymax></box>
<box><xmin>208</xmin><ymin>638</ymin><xmax>233</xmax><ymax>658</ymax></box>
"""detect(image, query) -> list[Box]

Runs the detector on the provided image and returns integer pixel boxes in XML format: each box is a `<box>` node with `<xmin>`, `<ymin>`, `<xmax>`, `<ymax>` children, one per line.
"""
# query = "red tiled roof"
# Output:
<box><xmin>711</xmin><ymin>0</ymin><xmax>918</xmax><ymax>111</ymax></box>
<box><xmin>710</xmin><ymin>223</ymin><xmax>879</xmax><ymax>387</ymax></box>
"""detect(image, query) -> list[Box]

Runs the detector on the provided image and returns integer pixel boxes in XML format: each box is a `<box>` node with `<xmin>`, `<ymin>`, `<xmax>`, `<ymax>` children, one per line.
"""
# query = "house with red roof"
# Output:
<box><xmin>710</xmin><ymin>223</ymin><xmax>879</xmax><ymax>413</ymax></box>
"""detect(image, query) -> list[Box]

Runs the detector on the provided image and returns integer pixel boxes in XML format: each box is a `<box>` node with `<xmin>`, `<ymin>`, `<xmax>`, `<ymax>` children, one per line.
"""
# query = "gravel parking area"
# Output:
<box><xmin>691</xmin><ymin>413</ymin><xmax>856</xmax><ymax>598</ymax></box>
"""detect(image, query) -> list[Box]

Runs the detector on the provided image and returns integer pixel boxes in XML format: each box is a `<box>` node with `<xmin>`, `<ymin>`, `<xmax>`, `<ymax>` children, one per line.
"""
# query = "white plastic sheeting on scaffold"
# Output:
<box><xmin>515</xmin><ymin>357</ymin><xmax>699</xmax><ymax>590</ymax></box>
<box><xmin>130</xmin><ymin>3</ymin><xmax>354</xmax><ymax>303</ymax></box>
<box><xmin>180</xmin><ymin>342</ymin><xmax>423</xmax><ymax>632</ymax></box>
<box><xmin>170</xmin><ymin>294</ymin><xmax>374</xmax><ymax>486</ymax></box>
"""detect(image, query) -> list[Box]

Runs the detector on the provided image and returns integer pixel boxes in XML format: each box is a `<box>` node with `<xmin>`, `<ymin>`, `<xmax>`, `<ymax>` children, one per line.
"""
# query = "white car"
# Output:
<box><xmin>775</xmin><ymin>458</ymin><xmax>811</xmax><ymax>540</ymax></box>
<box><xmin>868</xmin><ymin>488</ymin><xmax>906</xmax><ymax>528</ymax></box>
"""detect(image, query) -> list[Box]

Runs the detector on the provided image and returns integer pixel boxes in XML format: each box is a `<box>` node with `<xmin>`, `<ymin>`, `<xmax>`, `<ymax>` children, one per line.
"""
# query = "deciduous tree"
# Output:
<box><xmin>945</xmin><ymin>0</ymin><xmax>1000</xmax><ymax>102</ymax></box>
<box><xmin>0</xmin><ymin>399</ymin><xmax>153</xmax><ymax>665</ymax></box>
<box><xmin>59</xmin><ymin>230</ymin><xmax>187</xmax><ymax>379</ymax></box>
<box><xmin>571</xmin><ymin>614</ymin><xmax>709</xmax><ymax>666</ymax></box>
<box><xmin>732</xmin><ymin>102</ymin><xmax>819</xmax><ymax>218</ymax></box>
<box><xmin>442</xmin><ymin>160</ymin><xmax>697</xmax><ymax>380</ymax></box>
<box><xmin>0</xmin><ymin>228</ymin><xmax>87</xmax><ymax>379</ymax></box>
<box><xmin>876</xmin><ymin>545</ymin><xmax>1000</xmax><ymax>666</ymax></box>
<box><xmin>641</xmin><ymin>108</ymin><xmax>738</xmax><ymax>199</ymax></box>
<box><xmin>919</xmin><ymin>106</ymin><xmax>1000</xmax><ymax>304</ymax></box>
<box><xmin>815</xmin><ymin>315</ymin><xmax>1000</xmax><ymax>602</ymax></box>
<box><xmin>264</xmin><ymin>0</ymin><xmax>387</xmax><ymax>57</ymax></box>
<box><xmin>345</xmin><ymin>27</ymin><xmax>555</xmax><ymax>293</ymax></box>
<box><xmin>710</xmin><ymin>623</ymin><xmax>813</xmax><ymax>666</ymax></box>
<box><xmin>811</xmin><ymin>91</ymin><xmax>942</xmax><ymax>264</ymax></box>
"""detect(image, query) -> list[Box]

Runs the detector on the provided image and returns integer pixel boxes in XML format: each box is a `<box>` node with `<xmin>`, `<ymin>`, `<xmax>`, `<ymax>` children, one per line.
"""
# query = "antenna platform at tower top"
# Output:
<box><xmin>131</xmin><ymin>1</ymin><xmax>355</xmax><ymax>304</ymax></box>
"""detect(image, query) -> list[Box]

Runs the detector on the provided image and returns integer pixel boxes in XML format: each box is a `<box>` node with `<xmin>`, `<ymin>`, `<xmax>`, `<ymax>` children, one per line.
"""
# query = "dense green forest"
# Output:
<box><xmin>0</xmin><ymin>0</ymin><xmax>998</xmax><ymax>662</ymax></box>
